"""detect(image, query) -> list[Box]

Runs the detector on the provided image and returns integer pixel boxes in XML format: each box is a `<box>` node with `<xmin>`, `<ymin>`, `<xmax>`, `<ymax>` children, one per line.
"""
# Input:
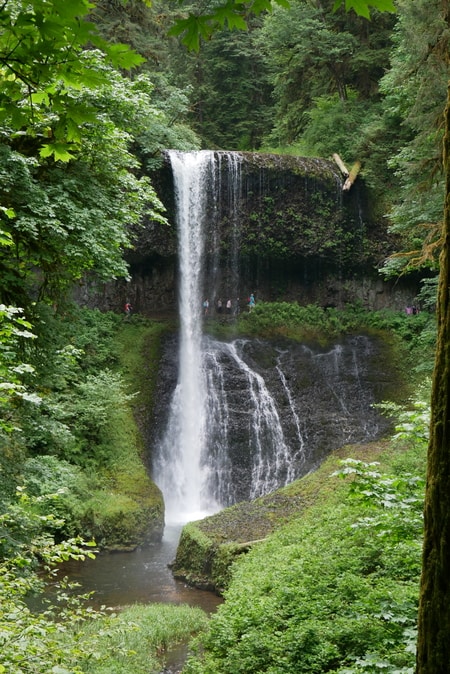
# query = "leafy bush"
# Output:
<box><xmin>21</xmin><ymin>455</ymin><xmax>93</xmax><ymax>538</ymax></box>
<box><xmin>0</xmin><ymin>488</ymin><xmax>204</xmax><ymax>674</ymax></box>
<box><xmin>184</xmin><ymin>454</ymin><xmax>424</xmax><ymax>674</ymax></box>
<box><xmin>0</xmin><ymin>304</ymin><xmax>40</xmax><ymax>435</ymax></box>
<box><xmin>376</xmin><ymin>384</ymin><xmax>431</xmax><ymax>448</ymax></box>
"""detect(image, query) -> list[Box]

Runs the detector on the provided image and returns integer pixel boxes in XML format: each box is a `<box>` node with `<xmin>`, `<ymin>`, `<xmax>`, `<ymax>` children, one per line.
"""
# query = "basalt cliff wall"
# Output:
<box><xmin>74</xmin><ymin>151</ymin><xmax>419</xmax><ymax>314</ymax></box>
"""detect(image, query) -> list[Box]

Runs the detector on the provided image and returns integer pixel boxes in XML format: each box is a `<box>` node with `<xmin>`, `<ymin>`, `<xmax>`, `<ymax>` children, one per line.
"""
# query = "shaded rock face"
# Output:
<box><xmin>150</xmin><ymin>331</ymin><xmax>394</xmax><ymax>508</ymax></box>
<box><xmin>76</xmin><ymin>151</ymin><xmax>419</xmax><ymax>315</ymax></box>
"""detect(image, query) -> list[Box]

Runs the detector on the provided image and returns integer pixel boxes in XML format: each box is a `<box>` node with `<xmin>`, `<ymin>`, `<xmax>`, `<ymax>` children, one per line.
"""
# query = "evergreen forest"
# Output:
<box><xmin>1</xmin><ymin>1</ymin><xmax>450</xmax><ymax>672</ymax></box>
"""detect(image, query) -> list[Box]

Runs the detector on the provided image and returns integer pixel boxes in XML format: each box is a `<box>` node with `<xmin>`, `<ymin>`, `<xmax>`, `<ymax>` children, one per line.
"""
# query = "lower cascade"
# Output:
<box><xmin>152</xmin><ymin>150</ymin><xmax>392</xmax><ymax>523</ymax></box>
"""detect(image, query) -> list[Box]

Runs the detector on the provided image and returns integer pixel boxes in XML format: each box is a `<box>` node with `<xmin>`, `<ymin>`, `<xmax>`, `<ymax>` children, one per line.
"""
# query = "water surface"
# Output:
<box><xmin>60</xmin><ymin>524</ymin><xmax>222</xmax><ymax>613</ymax></box>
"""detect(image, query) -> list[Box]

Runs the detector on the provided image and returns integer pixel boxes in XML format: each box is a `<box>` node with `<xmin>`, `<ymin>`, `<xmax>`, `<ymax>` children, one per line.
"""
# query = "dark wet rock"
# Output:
<box><xmin>74</xmin><ymin>151</ymin><xmax>420</xmax><ymax>315</ymax></box>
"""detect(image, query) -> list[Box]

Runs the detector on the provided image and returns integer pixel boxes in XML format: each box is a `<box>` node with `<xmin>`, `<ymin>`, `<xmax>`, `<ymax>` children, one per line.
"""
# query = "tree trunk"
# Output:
<box><xmin>332</xmin><ymin>153</ymin><xmax>349</xmax><ymax>177</ymax></box>
<box><xmin>416</xmin><ymin>82</ymin><xmax>450</xmax><ymax>674</ymax></box>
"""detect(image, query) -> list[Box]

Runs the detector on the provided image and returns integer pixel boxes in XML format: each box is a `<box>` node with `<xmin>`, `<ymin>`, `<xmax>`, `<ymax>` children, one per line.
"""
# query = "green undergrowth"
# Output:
<box><xmin>79</xmin><ymin>315</ymin><xmax>170</xmax><ymax>548</ymax></box>
<box><xmin>183</xmin><ymin>435</ymin><xmax>427</xmax><ymax>674</ymax></box>
<box><xmin>15</xmin><ymin>308</ymin><xmax>170</xmax><ymax>550</ymax></box>
<box><xmin>172</xmin><ymin>439</ymin><xmax>406</xmax><ymax>594</ymax></box>
<box><xmin>58</xmin><ymin>603</ymin><xmax>209</xmax><ymax>674</ymax></box>
<box><xmin>113</xmin><ymin>314</ymin><xmax>171</xmax><ymax>412</ymax></box>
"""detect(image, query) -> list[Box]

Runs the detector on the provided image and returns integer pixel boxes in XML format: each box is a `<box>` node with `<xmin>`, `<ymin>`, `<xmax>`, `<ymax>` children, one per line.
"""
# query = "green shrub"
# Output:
<box><xmin>184</xmin><ymin>454</ymin><xmax>424</xmax><ymax>674</ymax></box>
<box><xmin>22</xmin><ymin>455</ymin><xmax>92</xmax><ymax>538</ymax></box>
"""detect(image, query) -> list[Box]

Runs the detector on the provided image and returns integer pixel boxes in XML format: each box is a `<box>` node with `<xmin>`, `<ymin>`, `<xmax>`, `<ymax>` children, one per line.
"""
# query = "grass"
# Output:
<box><xmin>60</xmin><ymin>603</ymin><xmax>209</xmax><ymax>674</ymax></box>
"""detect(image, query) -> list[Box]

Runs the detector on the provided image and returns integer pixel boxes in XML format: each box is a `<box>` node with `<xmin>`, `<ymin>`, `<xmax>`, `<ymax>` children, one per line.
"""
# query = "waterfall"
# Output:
<box><xmin>154</xmin><ymin>150</ymin><xmax>248</xmax><ymax>523</ymax></box>
<box><xmin>153</xmin><ymin>151</ymin><xmax>391</xmax><ymax>524</ymax></box>
<box><xmin>200</xmin><ymin>338</ymin><xmax>300</xmax><ymax>505</ymax></box>
<box><xmin>154</xmin><ymin>151</ymin><xmax>217</xmax><ymax>523</ymax></box>
<box><xmin>276</xmin><ymin>348</ymin><xmax>306</xmax><ymax>466</ymax></box>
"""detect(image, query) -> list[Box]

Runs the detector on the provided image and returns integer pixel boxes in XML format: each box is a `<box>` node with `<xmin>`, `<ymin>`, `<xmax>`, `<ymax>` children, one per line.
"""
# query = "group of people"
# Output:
<box><xmin>203</xmin><ymin>293</ymin><xmax>256</xmax><ymax>316</ymax></box>
<box><xmin>405</xmin><ymin>305</ymin><xmax>420</xmax><ymax>315</ymax></box>
<box><xmin>215</xmin><ymin>298</ymin><xmax>235</xmax><ymax>315</ymax></box>
<box><xmin>124</xmin><ymin>295</ymin><xmax>256</xmax><ymax>318</ymax></box>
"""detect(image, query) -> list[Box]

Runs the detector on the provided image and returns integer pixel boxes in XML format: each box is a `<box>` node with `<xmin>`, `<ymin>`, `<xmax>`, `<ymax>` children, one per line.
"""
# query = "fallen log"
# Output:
<box><xmin>343</xmin><ymin>161</ymin><xmax>361</xmax><ymax>191</ymax></box>
<box><xmin>332</xmin><ymin>153</ymin><xmax>349</xmax><ymax>177</ymax></box>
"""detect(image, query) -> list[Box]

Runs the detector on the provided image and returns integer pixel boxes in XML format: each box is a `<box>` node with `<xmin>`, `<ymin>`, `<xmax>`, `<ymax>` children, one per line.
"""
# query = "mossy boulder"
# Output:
<box><xmin>81</xmin><ymin>480</ymin><xmax>164</xmax><ymax>551</ymax></box>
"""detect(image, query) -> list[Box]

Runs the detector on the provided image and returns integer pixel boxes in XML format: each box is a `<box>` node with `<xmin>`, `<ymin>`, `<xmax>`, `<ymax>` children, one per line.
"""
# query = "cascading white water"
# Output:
<box><xmin>275</xmin><ymin>349</ymin><xmax>306</xmax><ymax>465</ymax></box>
<box><xmin>153</xmin><ymin>151</ymin><xmax>389</xmax><ymax>524</ymax></box>
<box><xmin>200</xmin><ymin>337</ymin><xmax>301</xmax><ymax>505</ymax></box>
<box><xmin>223</xmin><ymin>340</ymin><xmax>295</xmax><ymax>499</ymax></box>
<box><xmin>154</xmin><ymin>151</ymin><xmax>219</xmax><ymax>523</ymax></box>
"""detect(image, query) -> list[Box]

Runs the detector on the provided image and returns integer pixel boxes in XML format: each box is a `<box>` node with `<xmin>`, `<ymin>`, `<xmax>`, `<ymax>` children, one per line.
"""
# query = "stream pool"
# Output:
<box><xmin>59</xmin><ymin>524</ymin><xmax>222</xmax><ymax>614</ymax></box>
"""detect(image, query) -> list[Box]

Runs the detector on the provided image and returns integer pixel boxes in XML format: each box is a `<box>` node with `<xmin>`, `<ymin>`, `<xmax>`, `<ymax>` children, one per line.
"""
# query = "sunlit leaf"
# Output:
<box><xmin>39</xmin><ymin>143</ymin><xmax>75</xmax><ymax>162</ymax></box>
<box><xmin>333</xmin><ymin>0</ymin><xmax>395</xmax><ymax>15</ymax></box>
<box><xmin>345</xmin><ymin>0</ymin><xmax>371</xmax><ymax>19</ymax></box>
<box><xmin>106</xmin><ymin>43</ymin><xmax>146</xmax><ymax>69</ymax></box>
<box><xmin>0</xmin><ymin>208</ymin><xmax>15</xmax><ymax>220</ymax></box>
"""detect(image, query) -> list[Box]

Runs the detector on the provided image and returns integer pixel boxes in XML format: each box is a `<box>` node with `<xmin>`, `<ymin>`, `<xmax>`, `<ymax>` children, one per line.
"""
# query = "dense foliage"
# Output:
<box><xmin>184</xmin><ymin>434</ymin><xmax>427</xmax><ymax>673</ymax></box>
<box><xmin>2</xmin><ymin>308</ymin><xmax>168</xmax><ymax>546</ymax></box>
<box><xmin>0</xmin><ymin>0</ymin><xmax>448</xmax><ymax>671</ymax></box>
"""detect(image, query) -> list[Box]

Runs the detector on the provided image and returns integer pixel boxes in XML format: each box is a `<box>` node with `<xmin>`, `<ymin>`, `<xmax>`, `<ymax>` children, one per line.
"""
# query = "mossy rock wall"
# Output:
<box><xmin>82</xmin><ymin>481</ymin><xmax>164</xmax><ymax>551</ymax></box>
<box><xmin>80</xmin><ymin>319</ymin><xmax>168</xmax><ymax>551</ymax></box>
<box><xmin>77</xmin><ymin>152</ymin><xmax>418</xmax><ymax>316</ymax></box>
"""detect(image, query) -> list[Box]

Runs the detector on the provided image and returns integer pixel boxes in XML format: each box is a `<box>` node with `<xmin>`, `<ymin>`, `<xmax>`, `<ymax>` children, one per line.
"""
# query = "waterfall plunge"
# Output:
<box><xmin>153</xmin><ymin>151</ymin><xmax>217</xmax><ymax>523</ymax></box>
<box><xmin>153</xmin><ymin>151</ymin><xmax>390</xmax><ymax>524</ymax></box>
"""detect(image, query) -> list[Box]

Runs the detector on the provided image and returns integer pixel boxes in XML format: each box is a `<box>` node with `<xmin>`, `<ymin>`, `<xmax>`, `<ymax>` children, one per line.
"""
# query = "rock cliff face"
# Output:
<box><xmin>74</xmin><ymin>151</ymin><xmax>418</xmax><ymax>314</ymax></box>
<box><xmin>149</xmin><ymin>331</ymin><xmax>397</xmax><ymax>510</ymax></box>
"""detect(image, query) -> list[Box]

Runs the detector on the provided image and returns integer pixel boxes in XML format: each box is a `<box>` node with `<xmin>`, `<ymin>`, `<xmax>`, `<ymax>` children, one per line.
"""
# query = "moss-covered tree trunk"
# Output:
<box><xmin>416</xmin><ymin>82</ymin><xmax>450</xmax><ymax>673</ymax></box>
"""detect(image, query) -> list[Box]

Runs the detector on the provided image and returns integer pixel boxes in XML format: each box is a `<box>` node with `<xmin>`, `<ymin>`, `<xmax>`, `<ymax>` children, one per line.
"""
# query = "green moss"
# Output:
<box><xmin>114</xmin><ymin>316</ymin><xmax>171</xmax><ymax>412</ymax></box>
<box><xmin>171</xmin><ymin>523</ymin><xmax>218</xmax><ymax>590</ymax></box>
<box><xmin>82</xmin><ymin>487</ymin><xmax>162</xmax><ymax>550</ymax></box>
<box><xmin>78</xmin><ymin>317</ymin><xmax>172</xmax><ymax>550</ymax></box>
